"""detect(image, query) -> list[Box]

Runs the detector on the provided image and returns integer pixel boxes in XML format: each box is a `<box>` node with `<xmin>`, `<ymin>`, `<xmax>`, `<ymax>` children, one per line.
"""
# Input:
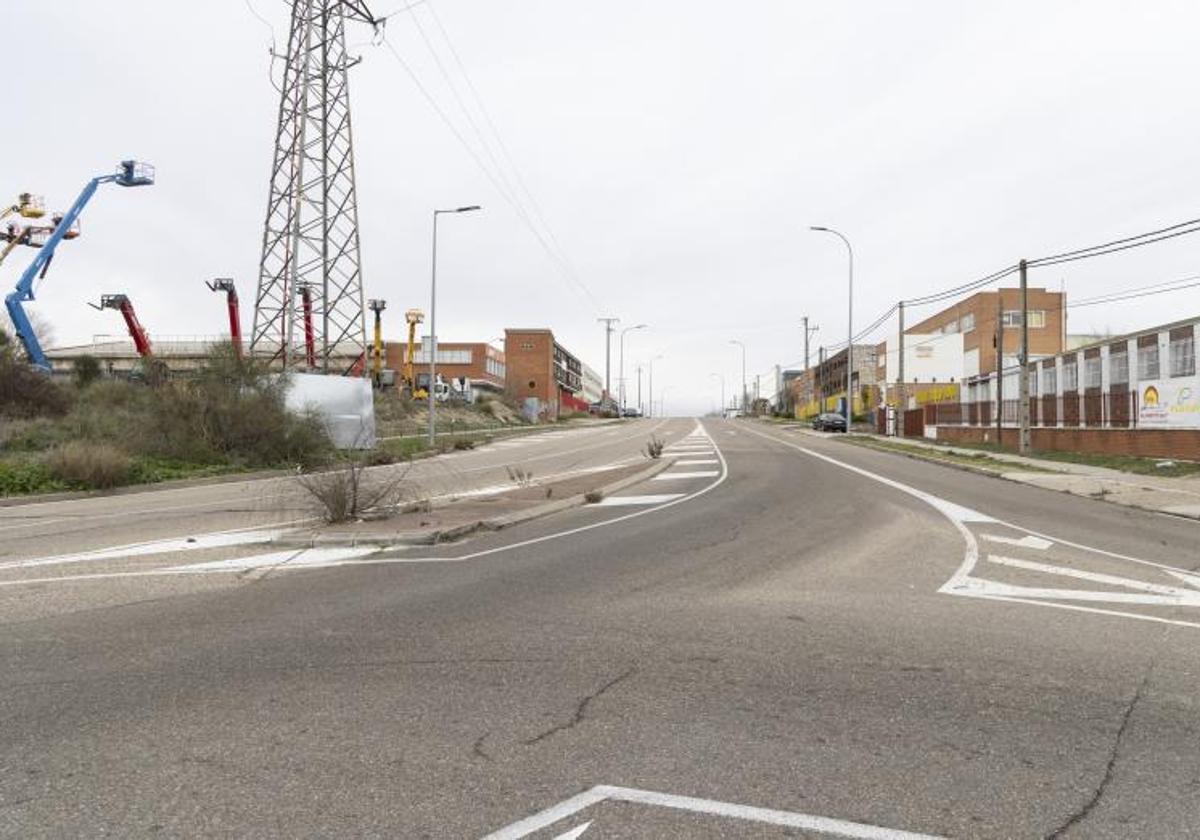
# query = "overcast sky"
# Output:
<box><xmin>5</xmin><ymin>1</ymin><xmax>1200</xmax><ymax>414</ymax></box>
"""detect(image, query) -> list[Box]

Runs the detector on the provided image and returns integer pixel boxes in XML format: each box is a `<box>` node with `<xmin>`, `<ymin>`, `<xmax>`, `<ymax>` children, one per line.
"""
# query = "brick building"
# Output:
<box><xmin>383</xmin><ymin>339</ymin><xmax>505</xmax><ymax>396</ymax></box>
<box><xmin>904</xmin><ymin>287</ymin><xmax>1065</xmax><ymax>379</ymax></box>
<box><xmin>504</xmin><ymin>328</ymin><xmax>589</xmax><ymax>420</ymax></box>
<box><xmin>795</xmin><ymin>344</ymin><xmax>878</xmax><ymax>419</ymax></box>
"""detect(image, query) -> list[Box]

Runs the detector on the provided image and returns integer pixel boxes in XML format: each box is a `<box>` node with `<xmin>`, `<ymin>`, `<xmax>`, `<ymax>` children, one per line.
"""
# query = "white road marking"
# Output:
<box><xmin>551</xmin><ymin>822</ymin><xmax>591</xmax><ymax>840</ymax></box>
<box><xmin>981</xmin><ymin>534</ymin><xmax>1053</xmax><ymax>550</ymax></box>
<box><xmin>167</xmin><ymin>546</ymin><xmax>378</xmax><ymax>572</ymax></box>
<box><xmin>653</xmin><ymin>471</ymin><xmax>720</xmax><ymax>480</ymax></box>
<box><xmin>739</xmin><ymin>423</ymin><xmax>1200</xmax><ymax>631</ymax></box>
<box><xmin>674</xmin><ymin>459</ymin><xmax>719</xmax><ymax>466</ymax></box>
<box><xmin>982</xmin><ymin>555</ymin><xmax>1200</xmax><ymax>602</ymax></box>
<box><xmin>0</xmin><ymin>527</ymin><xmax>293</xmax><ymax>571</ymax></box>
<box><xmin>482</xmin><ymin>784</ymin><xmax>943</xmax><ymax>840</ymax></box>
<box><xmin>1166</xmin><ymin>569</ymin><xmax>1200</xmax><ymax>589</ymax></box>
<box><xmin>1</xmin><ymin>422</ymin><xmax>729</xmax><ymax>585</ymax></box>
<box><xmin>594</xmin><ymin>494</ymin><xmax>685</xmax><ymax>506</ymax></box>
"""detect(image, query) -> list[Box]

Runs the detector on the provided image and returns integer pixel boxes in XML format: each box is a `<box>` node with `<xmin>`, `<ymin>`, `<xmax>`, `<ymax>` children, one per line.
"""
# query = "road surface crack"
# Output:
<box><xmin>523</xmin><ymin>666</ymin><xmax>636</xmax><ymax>745</ymax></box>
<box><xmin>1044</xmin><ymin>660</ymin><xmax>1155</xmax><ymax>838</ymax></box>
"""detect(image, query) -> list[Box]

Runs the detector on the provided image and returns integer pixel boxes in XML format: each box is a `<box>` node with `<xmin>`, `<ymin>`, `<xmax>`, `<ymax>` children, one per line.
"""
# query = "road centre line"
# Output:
<box><xmin>482</xmin><ymin>783</ymin><xmax>943</xmax><ymax>840</ymax></box>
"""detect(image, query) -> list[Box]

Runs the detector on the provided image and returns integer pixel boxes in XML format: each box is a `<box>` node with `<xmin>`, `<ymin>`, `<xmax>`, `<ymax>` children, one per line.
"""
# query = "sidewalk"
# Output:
<box><xmin>855</xmin><ymin>432</ymin><xmax>1200</xmax><ymax>520</ymax></box>
<box><xmin>777</xmin><ymin>423</ymin><xmax>1200</xmax><ymax>521</ymax></box>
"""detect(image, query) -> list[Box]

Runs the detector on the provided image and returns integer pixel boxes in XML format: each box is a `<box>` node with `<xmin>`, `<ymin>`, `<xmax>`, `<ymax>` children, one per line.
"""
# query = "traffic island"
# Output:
<box><xmin>272</xmin><ymin>456</ymin><xmax>675</xmax><ymax>548</ymax></box>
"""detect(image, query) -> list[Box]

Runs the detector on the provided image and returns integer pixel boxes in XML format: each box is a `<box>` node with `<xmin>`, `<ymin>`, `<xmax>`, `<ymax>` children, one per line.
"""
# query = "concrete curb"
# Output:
<box><xmin>272</xmin><ymin>456</ymin><xmax>677</xmax><ymax>548</ymax></box>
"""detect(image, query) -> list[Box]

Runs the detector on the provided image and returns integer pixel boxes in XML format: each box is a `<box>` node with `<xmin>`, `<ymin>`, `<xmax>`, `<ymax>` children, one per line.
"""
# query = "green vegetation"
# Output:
<box><xmin>0</xmin><ymin>343</ymin><xmax>331</xmax><ymax>496</ymax></box>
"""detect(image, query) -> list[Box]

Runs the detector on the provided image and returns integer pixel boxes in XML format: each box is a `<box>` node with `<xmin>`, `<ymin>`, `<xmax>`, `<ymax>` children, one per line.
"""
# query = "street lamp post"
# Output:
<box><xmin>709</xmin><ymin>372</ymin><xmax>725</xmax><ymax>417</ymax></box>
<box><xmin>618</xmin><ymin>323</ymin><xmax>647</xmax><ymax>415</ymax></box>
<box><xmin>428</xmin><ymin>205</ymin><xmax>481</xmax><ymax>445</ymax></box>
<box><xmin>811</xmin><ymin>226</ymin><xmax>854</xmax><ymax>427</ymax></box>
<box><xmin>729</xmin><ymin>340</ymin><xmax>746</xmax><ymax>414</ymax></box>
<box><xmin>647</xmin><ymin>354</ymin><xmax>664</xmax><ymax>418</ymax></box>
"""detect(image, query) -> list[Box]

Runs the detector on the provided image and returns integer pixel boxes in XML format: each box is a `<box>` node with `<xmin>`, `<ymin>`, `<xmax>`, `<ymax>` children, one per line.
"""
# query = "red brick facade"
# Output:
<box><xmin>933</xmin><ymin>425</ymin><xmax>1200</xmax><ymax>460</ymax></box>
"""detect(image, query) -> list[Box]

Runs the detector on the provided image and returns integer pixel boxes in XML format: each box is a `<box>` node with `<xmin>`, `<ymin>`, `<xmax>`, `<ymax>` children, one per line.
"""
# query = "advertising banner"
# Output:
<box><xmin>1138</xmin><ymin>378</ymin><xmax>1200</xmax><ymax>428</ymax></box>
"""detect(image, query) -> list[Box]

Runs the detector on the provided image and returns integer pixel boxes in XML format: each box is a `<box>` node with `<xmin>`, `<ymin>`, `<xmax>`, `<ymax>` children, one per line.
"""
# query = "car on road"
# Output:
<box><xmin>812</xmin><ymin>412</ymin><xmax>847</xmax><ymax>432</ymax></box>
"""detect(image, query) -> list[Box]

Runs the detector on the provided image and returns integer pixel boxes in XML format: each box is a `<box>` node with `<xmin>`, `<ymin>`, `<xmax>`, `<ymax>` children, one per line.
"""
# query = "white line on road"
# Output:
<box><xmin>674</xmin><ymin>459</ymin><xmax>719</xmax><ymax>465</ymax></box>
<box><xmin>653</xmin><ymin>471</ymin><xmax>720</xmax><ymax>480</ymax></box>
<box><xmin>0</xmin><ymin>422</ymin><xmax>729</xmax><ymax>585</ymax></box>
<box><xmin>594</xmin><ymin>494</ymin><xmax>685</xmax><ymax>506</ymax></box>
<box><xmin>984</xmin><ymin>554</ymin><xmax>1200</xmax><ymax>601</ymax></box>
<box><xmin>481</xmin><ymin>784</ymin><xmax>943</xmax><ymax>840</ymax></box>
<box><xmin>981</xmin><ymin>534</ymin><xmax>1053</xmax><ymax>550</ymax></box>
<box><xmin>551</xmin><ymin>821</ymin><xmax>591</xmax><ymax>840</ymax></box>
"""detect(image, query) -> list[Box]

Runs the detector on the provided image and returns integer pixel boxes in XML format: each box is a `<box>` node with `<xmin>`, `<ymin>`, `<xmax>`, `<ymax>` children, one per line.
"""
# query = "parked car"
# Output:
<box><xmin>812</xmin><ymin>412</ymin><xmax>847</xmax><ymax>432</ymax></box>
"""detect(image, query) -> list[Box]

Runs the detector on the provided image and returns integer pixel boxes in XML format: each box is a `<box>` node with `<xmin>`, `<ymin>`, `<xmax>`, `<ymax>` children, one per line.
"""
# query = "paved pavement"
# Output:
<box><xmin>850</xmin><ymin>430</ymin><xmax>1200</xmax><ymax>520</ymax></box>
<box><xmin>2</xmin><ymin>418</ymin><xmax>1199</xmax><ymax>837</ymax></box>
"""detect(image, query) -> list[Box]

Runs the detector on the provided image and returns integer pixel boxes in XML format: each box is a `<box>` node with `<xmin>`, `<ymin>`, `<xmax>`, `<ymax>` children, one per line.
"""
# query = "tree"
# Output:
<box><xmin>73</xmin><ymin>354</ymin><xmax>102</xmax><ymax>388</ymax></box>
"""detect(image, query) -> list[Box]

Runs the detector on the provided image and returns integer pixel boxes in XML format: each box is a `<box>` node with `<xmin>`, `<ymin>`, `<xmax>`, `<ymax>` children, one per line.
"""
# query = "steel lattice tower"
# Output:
<box><xmin>252</xmin><ymin>0</ymin><xmax>376</xmax><ymax>374</ymax></box>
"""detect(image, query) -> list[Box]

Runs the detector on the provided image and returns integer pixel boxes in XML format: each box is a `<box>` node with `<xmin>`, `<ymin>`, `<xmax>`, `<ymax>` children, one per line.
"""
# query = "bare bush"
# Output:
<box><xmin>46</xmin><ymin>441</ymin><xmax>131</xmax><ymax>489</ymax></box>
<box><xmin>644</xmin><ymin>436</ymin><xmax>665</xmax><ymax>459</ymax></box>
<box><xmin>505</xmin><ymin>464</ymin><xmax>534</xmax><ymax>487</ymax></box>
<box><xmin>584</xmin><ymin>489</ymin><xmax>605</xmax><ymax>504</ymax></box>
<box><xmin>299</xmin><ymin>458</ymin><xmax>412</xmax><ymax>523</ymax></box>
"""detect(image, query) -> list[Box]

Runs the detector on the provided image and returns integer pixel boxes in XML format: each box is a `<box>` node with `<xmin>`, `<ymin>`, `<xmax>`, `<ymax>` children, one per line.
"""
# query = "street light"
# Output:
<box><xmin>428</xmin><ymin>204</ymin><xmax>481</xmax><ymax>445</ymax></box>
<box><xmin>709</xmin><ymin>372</ymin><xmax>725</xmax><ymax>418</ymax></box>
<box><xmin>619</xmin><ymin>323</ymin><xmax>647</xmax><ymax>414</ymax></box>
<box><xmin>647</xmin><ymin>354</ymin><xmax>664</xmax><ymax>418</ymax></box>
<box><xmin>811</xmin><ymin>226</ymin><xmax>853</xmax><ymax>427</ymax></box>
<box><xmin>729</xmin><ymin>340</ymin><xmax>746</xmax><ymax>414</ymax></box>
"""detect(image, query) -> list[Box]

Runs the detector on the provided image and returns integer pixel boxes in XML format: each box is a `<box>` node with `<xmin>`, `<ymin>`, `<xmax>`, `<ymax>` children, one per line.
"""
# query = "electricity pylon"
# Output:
<box><xmin>252</xmin><ymin>0</ymin><xmax>377</xmax><ymax>374</ymax></box>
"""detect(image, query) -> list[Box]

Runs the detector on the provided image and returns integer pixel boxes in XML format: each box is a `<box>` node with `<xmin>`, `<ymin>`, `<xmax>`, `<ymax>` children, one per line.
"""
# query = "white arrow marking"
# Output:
<box><xmin>981</xmin><ymin>534</ymin><xmax>1053</xmax><ymax>550</ymax></box>
<box><xmin>552</xmin><ymin>821</ymin><xmax>591</xmax><ymax>839</ymax></box>
<box><xmin>986</xmin><ymin>555</ymin><xmax>1200</xmax><ymax>599</ymax></box>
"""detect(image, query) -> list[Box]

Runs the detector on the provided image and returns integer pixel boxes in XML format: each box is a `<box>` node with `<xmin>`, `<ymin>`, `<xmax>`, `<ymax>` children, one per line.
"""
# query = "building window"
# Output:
<box><xmin>1084</xmin><ymin>356</ymin><xmax>1101</xmax><ymax>389</ymax></box>
<box><xmin>1109</xmin><ymin>347</ymin><xmax>1128</xmax><ymax>385</ymax></box>
<box><xmin>1002</xmin><ymin>310</ymin><xmax>1046</xmax><ymax>328</ymax></box>
<box><xmin>1042</xmin><ymin>366</ymin><xmax>1057</xmax><ymax>395</ymax></box>
<box><xmin>1170</xmin><ymin>326</ymin><xmax>1195</xmax><ymax>378</ymax></box>
<box><xmin>1062</xmin><ymin>357</ymin><xmax>1078</xmax><ymax>392</ymax></box>
<box><xmin>941</xmin><ymin>320</ymin><xmax>959</xmax><ymax>334</ymax></box>
<box><xmin>960</xmin><ymin>312</ymin><xmax>975</xmax><ymax>332</ymax></box>
<box><xmin>1137</xmin><ymin>337</ymin><xmax>1160</xmax><ymax>380</ymax></box>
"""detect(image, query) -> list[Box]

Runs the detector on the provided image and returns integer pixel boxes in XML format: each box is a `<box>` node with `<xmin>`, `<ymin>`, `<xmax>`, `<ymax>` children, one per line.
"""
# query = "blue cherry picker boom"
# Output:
<box><xmin>3</xmin><ymin>161</ymin><xmax>154</xmax><ymax>372</ymax></box>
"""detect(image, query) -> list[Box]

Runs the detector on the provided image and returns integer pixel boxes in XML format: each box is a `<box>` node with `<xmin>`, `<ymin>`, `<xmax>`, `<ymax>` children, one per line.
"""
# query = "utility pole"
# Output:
<box><xmin>1019</xmin><ymin>259</ymin><xmax>1031</xmax><ymax>454</ymax></box>
<box><xmin>995</xmin><ymin>292</ymin><xmax>1004</xmax><ymax>445</ymax></box>
<box><xmin>802</xmin><ymin>317</ymin><xmax>819</xmax><ymax>372</ymax></box>
<box><xmin>897</xmin><ymin>300</ymin><xmax>905</xmax><ymax>407</ymax></box>
<box><xmin>597</xmin><ymin>317</ymin><xmax>619</xmax><ymax>407</ymax></box>
<box><xmin>637</xmin><ymin>364</ymin><xmax>643</xmax><ymax>415</ymax></box>
<box><xmin>254</xmin><ymin>0</ymin><xmax>377</xmax><ymax>374</ymax></box>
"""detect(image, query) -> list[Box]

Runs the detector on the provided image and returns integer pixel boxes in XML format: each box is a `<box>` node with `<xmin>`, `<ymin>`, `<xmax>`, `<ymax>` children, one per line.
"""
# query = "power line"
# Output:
<box><xmin>376</xmin><ymin>28</ymin><xmax>601</xmax><ymax>313</ymax></box>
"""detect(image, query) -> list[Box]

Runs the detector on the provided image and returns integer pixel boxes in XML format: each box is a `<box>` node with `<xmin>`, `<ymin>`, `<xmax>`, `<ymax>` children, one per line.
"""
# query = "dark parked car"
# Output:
<box><xmin>812</xmin><ymin>412</ymin><xmax>847</xmax><ymax>432</ymax></box>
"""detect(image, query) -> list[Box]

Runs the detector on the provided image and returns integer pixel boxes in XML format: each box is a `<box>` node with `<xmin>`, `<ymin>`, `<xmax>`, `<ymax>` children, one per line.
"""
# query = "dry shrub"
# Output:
<box><xmin>46</xmin><ymin>441</ymin><xmax>131</xmax><ymax>489</ymax></box>
<box><xmin>299</xmin><ymin>458</ymin><xmax>412</xmax><ymax>523</ymax></box>
<box><xmin>0</xmin><ymin>354</ymin><xmax>71</xmax><ymax>419</ymax></box>
<box><xmin>584</xmin><ymin>489</ymin><xmax>605</xmax><ymax>504</ymax></box>
<box><xmin>644</xmin><ymin>435</ymin><xmax>665</xmax><ymax>459</ymax></box>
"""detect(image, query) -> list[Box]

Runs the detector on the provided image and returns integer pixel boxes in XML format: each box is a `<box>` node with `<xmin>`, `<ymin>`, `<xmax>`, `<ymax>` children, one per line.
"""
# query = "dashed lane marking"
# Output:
<box><xmin>982</xmin><ymin>534</ymin><xmax>1053</xmax><ymax>550</ymax></box>
<box><xmin>594</xmin><ymin>494</ymin><xmax>685</xmax><ymax>506</ymax></box>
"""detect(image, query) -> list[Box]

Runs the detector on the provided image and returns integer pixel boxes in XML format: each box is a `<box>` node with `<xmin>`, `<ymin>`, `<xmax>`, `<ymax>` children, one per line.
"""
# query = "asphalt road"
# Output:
<box><xmin>3</xmin><ymin>418</ymin><xmax>1199</xmax><ymax>838</ymax></box>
